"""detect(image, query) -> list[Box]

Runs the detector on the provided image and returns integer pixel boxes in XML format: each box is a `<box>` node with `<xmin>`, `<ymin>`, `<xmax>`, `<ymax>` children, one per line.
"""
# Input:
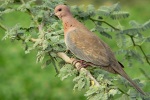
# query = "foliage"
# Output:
<box><xmin>0</xmin><ymin>0</ymin><xmax>150</xmax><ymax>100</ymax></box>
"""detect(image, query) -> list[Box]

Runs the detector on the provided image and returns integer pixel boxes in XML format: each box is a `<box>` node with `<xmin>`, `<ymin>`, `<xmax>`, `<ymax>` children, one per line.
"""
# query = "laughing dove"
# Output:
<box><xmin>54</xmin><ymin>5</ymin><xmax>145</xmax><ymax>95</ymax></box>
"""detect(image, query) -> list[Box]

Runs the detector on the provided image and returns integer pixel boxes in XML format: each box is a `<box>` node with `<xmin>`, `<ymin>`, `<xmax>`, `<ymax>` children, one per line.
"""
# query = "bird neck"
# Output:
<box><xmin>62</xmin><ymin>15</ymin><xmax>89</xmax><ymax>37</ymax></box>
<box><xmin>62</xmin><ymin>16</ymin><xmax>76</xmax><ymax>34</ymax></box>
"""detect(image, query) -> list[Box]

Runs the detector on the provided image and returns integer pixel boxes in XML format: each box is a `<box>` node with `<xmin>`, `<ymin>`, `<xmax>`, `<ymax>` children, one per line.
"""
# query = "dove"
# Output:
<box><xmin>54</xmin><ymin>4</ymin><xmax>146</xmax><ymax>95</ymax></box>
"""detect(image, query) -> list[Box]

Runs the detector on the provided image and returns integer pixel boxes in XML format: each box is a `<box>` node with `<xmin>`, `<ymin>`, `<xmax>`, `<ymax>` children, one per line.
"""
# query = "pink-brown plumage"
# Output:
<box><xmin>54</xmin><ymin>5</ymin><xmax>145</xmax><ymax>95</ymax></box>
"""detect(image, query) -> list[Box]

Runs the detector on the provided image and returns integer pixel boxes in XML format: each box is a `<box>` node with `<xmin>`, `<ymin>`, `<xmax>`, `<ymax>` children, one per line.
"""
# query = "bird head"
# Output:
<box><xmin>54</xmin><ymin>5</ymin><xmax>72</xmax><ymax>19</ymax></box>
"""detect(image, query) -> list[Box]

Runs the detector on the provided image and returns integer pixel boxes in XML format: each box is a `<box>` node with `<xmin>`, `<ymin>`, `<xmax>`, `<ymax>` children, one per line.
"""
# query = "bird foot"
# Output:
<box><xmin>72</xmin><ymin>60</ymin><xmax>90</xmax><ymax>68</ymax></box>
<box><xmin>65</xmin><ymin>49</ymin><xmax>70</xmax><ymax>54</ymax></box>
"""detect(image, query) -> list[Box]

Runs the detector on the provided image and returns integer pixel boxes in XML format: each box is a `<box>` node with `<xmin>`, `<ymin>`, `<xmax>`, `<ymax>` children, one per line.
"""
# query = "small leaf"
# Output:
<box><xmin>110</xmin><ymin>11</ymin><xmax>129</xmax><ymax>20</ymax></box>
<box><xmin>110</xmin><ymin>2</ymin><xmax>121</xmax><ymax>12</ymax></box>
<box><xmin>95</xmin><ymin>26</ymin><xmax>112</xmax><ymax>39</ymax></box>
<box><xmin>142</xmin><ymin>19</ymin><xmax>150</xmax><ymax>30</ymax></box>
<box><xmin>85</xmin><ymin>87</ymin><xmax>99</xmax><ymax>97</ymax></box>
<box><xmin>46</xmin><ymin>59</ymin><xmax>51</xmax><ymax>65</ymax></box>
<box><xmin>99</xmin><ymin>31</ymin><xmax>112</xmax><ymax>39</ymax></box>
<box><xmin>146</xmin><ymin>37</ymin><xmax>150</xmax><ymax>42</ymax></box>
<box><xmin>118</xmin><ymin>94</ymin><xmax>130</xmax><ymax>100</ymax></box>
<box><xmin>41</xmin><ymin>59</ymin><xmax>51</xmax><ymax>69</ymax></box>
<box><xmin>58</xmin><ymin>64</ymin><xmax>76</xmax><ymax>81</ymax></box>
<box><xmin>50</xmin><ymin>52</ymin><xmax>57</xmax><ymax>57</ymax></box>
<box><xmin>129</xmin><ymin>20</ymin><xmax>141</xmax><ymax>27</ymax></box>
<box><xmin>120</xmin><ymin>28</ymin><xmax>139</xmax><ymax>35</ymax></box>
<box><xmin>86</xmin><ymin>4</ymin><xmax>95</xmax><ymax>16</ymax></box>
<box><xmin>116</xmin><ymin>33</ymin><xmax>126</xmax><ymax>48</ymax></box>
<box><xmin>97</xmin><ymin>6</ymin><xmax>110</xmax><ymax>16</ymax></box>
<box><xmin>36</xmin><ymin>51</ymin><xmax>45</xmax><ymax>63</ymax></box>
<box><xmin>108</xmin><ymin>89</ymin><xmax>118</xmax><ymax>96</ymax></box>
<box><xmin>73</xmin><ymin>69</ymin><xmax>90</xmax><ymax>91</ymax></box>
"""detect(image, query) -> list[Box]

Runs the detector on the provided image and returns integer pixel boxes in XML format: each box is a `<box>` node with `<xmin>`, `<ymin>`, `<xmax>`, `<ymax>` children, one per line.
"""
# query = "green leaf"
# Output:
<box><xmin>110</xmin><ymin>2</ymin><xmax>121</xmax><ymax>12</ymax></box>
<box><xmin>121</xmin><ymin>20</ymin><xmax>150</xmax><ymax>36</ymax></box>
<box><xmin>124</xmin><ymin>50</ymin><xmax>144</xmax><ymax>65</ymax></box>
<box><xmin>2</xmin><ymin>24</ymin><xmax>21</xmax><ymax>40</ymax></box>
<box><xmin>118</xmin><ymin>94</ymin><xmax>130</xmax><ymax>100</ymax></box>
<box><xmin>73</xmin><ymin>69</ymin><xmax>90</xmax><ymax>91</ymax></box>
<box><xmin>95</xmin><ymin>26</ymin><xmax>112</xmax><ymax>39</ymax></box>
<box><xmin>88</xmin><ymin>93</ymin><xmax>104</xmax><ymax>100</ymax></box>
<box><xmin>42</xmin><ymin>40</ymin><xmax>49</xmax><ymax>50</ymax></box>
<box><xmin>142</xmin><ymin>19</ymin><xmax>150</xmax><ymax>30</ymax></box>
<box><xmin>133</xmin><ymin>35</ymin><xmax>146</xmax><ymax>45</ymax></box>
<box><xmin>84</xmin><ymin>87</ymin><xmax>99</xmax><ymax>97</ymax></box>
<box><xmin>86</xmin><ymin>4</ymin><xmax>95</xmax><ymax>16</ymax></box>
<box><xmin>129</xmin><ymin>20</ymin><xmax>141</xmax><ymax>27</ymax></box>
<box><xmin>36</xmin><ymin>51</ymin><xmax>45</xmax><ymax>63</ymax></box>
<box><xmin>110</xmin><ymin>11</ymin><xmax>129</xmax><ymax>20</ymax></box>
<box><xmin>108</xmin><ymin>89</ymin><xmax>118</xmax><ymax>96</ymax></box>
<box><xmin>116</xmin><ymin>33</ymin><xmax>126</xmax><ymax>48</ymax></box>
<box><xmin>120</xmin><ymin>28</ymin><xmax>140</xmax><ymax>35</ymax></box>
<box><xmin>85</xmin><ymin>86</ymin><xmax>110</xmax><ymax>100</ymax></box>
<box><xmin>97</xmin><ymin>3</ymin><xmax>121</xmax><ymax>17</ymax></box>
<box><xmin>50</xmin><ymin>52</ymin><xmax>57</xmax><ymax>58</ymax></box>
<box><xmin>58</xmin><ymin>64</ymin><xmax>76</xmax><ymax>81</ymax></box>
<box><xmin>97</xmin><ymin>6</ymin><xmax>110</xmax><ymax>16</ymax></box>
<box><xmin>74</xmin><ymin>78</ymin><xmax>86</xmax><ymax>91</ymax></box>
<box><xmin>41</xmin><ymin>59</ymin><xmax>51</xmax><ymax>69</ymax></box>
<box><xmin>146</xmin><ymin>37</ymin><xmax>150</xmax><ymax>42</ymax></box>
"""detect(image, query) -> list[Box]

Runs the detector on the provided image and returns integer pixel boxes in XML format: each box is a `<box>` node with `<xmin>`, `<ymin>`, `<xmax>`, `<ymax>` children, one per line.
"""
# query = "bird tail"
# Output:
<box><xmin>113</xmin><ymin>64</ymin><xmax>146</xmax><ymax>95</ymax></box>
<box><xmin>120</xmin><ymin>70</ymin><xmax>146</xmax><ymax>95</ymax></box>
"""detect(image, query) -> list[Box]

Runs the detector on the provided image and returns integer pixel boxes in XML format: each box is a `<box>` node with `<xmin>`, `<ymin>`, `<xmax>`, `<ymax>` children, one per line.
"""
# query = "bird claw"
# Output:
<box><xmin>65</xmin><ymin>49</ymin><xmax>70</xmax><ymax>54</ymax></box>
<box><xmin>72</xmin><ymin>60</ymin><xmax>90</xmax><ymax>68</ymax></box>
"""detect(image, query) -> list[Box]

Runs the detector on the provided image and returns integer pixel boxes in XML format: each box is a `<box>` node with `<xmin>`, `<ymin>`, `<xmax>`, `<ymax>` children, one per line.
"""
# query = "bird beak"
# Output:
<box><xmin>53</xmin><ymin>12</ymin><xmax>62</xmax><ymax>19</ymax></box>
<box><xmin>50</xmin><ymin>12</ymin><xmax>59</xmax><ymax>20</ymax></box>
<box><xmin>50</xmin><ymin>12</ymin><xmax>54</xmax><ymax>17</ymax></box>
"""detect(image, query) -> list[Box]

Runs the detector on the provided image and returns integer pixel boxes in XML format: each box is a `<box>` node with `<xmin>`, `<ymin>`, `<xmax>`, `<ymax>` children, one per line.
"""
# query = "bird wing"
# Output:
<box><xmin>65</xmin><ymin>28</ymin><xmax>111</xmax><ymax>66</ymax></box>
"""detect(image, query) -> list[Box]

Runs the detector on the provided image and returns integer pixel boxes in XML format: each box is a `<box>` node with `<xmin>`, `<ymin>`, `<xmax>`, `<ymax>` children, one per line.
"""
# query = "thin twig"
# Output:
<box><xmin>48</xmin><ymin>52</ymin><xmax>59</xmax><ymax>74</ymax></box>
<box><xmin>89</xmin><ymin>18</ymin><xmax>120</xmax><ymax>31</ymax></box>
<box><xmin>129</xmin><ymin>35</ymin><xmax>150</xmax><ymax>65</ymax></box>
<box><xmin>0</xmin><ymin>23</ymin><xmax>7</xmax><ymax>31</ymax></box>
<box><xmin>117</xmin><ymin>88</ymin><xmax>130</xmax><ymax>96</ymax></box>
<box><xmin>139</xmin><ymin>68</ymin><xmax>150</xmax><ymax>80</ymax></box>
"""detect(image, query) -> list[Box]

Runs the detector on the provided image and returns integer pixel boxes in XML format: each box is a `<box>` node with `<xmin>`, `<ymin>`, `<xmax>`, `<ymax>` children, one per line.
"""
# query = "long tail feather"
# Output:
<box><xmin>113</xmin><ymin>63</ymin><xmax>146</xmax><ymax>95</ymax></box>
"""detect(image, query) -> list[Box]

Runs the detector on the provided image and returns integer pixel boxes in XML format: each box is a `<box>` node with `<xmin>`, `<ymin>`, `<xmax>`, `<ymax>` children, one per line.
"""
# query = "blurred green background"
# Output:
<box><xmin>0</xmin><ymin>0</ymin><xmax>150</xmax><ymax>100</ymax></box>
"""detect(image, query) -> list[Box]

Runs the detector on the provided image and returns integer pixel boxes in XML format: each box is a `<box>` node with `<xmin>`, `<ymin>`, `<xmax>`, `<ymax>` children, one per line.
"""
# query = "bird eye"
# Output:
<box><xmin>58</xmin><ymin>8</ymin><xmax>62</xmax><ymax>11</ymax></box>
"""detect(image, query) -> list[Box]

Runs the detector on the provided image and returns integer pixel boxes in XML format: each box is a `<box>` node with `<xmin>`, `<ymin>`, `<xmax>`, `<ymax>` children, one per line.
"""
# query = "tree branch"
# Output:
<box><xmin>89</xmin><ymin>17</ymin><xmax>150</xmax><ymax>65</ymax></box>
<box><xmin>57</xmin><ymin>52</ymin><xmax>100</xmax><ymax>87</ymax></box>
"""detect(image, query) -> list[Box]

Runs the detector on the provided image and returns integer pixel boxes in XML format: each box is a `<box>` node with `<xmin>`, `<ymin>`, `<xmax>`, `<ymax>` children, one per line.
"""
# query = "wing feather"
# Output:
<box><xmin>65</xmin><ymin>28</ymin><xmax>111</xmax><ymax>66</ymax></box>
